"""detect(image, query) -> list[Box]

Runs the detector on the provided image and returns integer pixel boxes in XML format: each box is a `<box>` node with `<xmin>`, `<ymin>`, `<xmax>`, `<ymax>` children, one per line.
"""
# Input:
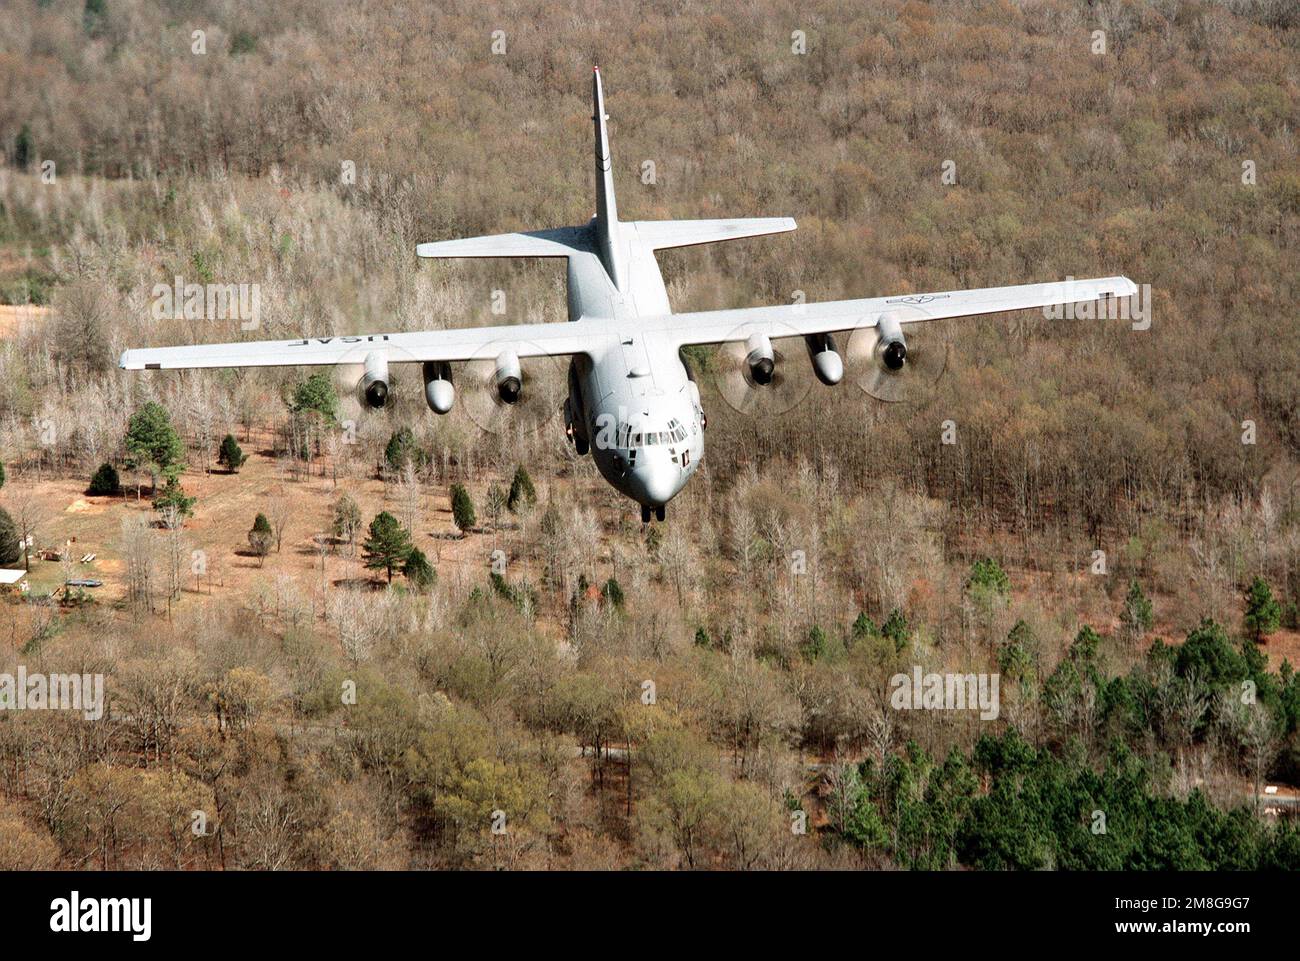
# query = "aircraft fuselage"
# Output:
<box><xmin>562</xmin><ymin>223</ymin><xmax>704</xmax><ymax>511</ymax></box>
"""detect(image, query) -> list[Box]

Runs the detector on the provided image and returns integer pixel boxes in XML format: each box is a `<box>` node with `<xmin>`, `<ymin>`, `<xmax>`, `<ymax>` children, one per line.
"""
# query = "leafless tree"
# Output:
<box><xmin>659</xmin><ymin>525</ymin><xmax>698</xmax><ymax>608</ymax></box>
<box><xmin>395</xmin><ymin>463</ymin><xmax>423</xmax><ymax>535</ymax></box>
<box><xmin>163</xmin><ymin>520</ymin><xmax>188</xmax><ymax>601</ymax></box>
<box><xmin>8</xmin><ymin>490</ymin><xmax>48</xmax><ymax>571</ymax></box>
<box><xmin>1221</xmin><ymin>697</ymin><xmax>1281</xmax><ymax>811</ymax></box>
<box><xmin>59</xmin><ymin>543</ymin><xmax>77</xmax><ymax>587</ymax></box>
<box><xmin>119</xmin><ymin>516</ymin><xmax>157</xmax><ymax>615</ymax></box>
<box><xmin>267</xmin><ymin>492</ymin><xmax>291</xmax><ymax>553</ymax></box>
<box><xmin>328</xmin><ymin>588</ymin><xmax>388</xmax><ymax>664</ymax></box>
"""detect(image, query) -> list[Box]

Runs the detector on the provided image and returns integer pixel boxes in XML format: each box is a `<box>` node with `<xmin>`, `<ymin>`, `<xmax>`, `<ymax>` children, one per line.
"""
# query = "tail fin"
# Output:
<box><xmin>592</xmin><ymin>67</ymin><xmax>625</xmax><ymax>289</ymax></box>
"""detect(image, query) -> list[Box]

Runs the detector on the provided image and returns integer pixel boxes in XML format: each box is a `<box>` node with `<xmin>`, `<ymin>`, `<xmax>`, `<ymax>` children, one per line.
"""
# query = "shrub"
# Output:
<box><xmin>1120</xmin><ymin>579</ymin><xmax>1154</xmax><ymax>638</ymax></box>
<box><xmin>87</xmin><ymin>463</ymin><xmax>120</xmax><ymax>496</ymax></box>
<box><xmin>331</xmin><ymin>494</ymin><xmax>362</xmax><ymax>543</ymax></box>
<box><xmin>248</xmin><ymin>513</ymin><xmax>274</xmax><ymax>563</ymax></box>
<box><xmin>601</xmin><ymin>577</ymin><xmax>625</xmax><ymax>609</ymax></box>
<box><xmin>404</xmin><ymin>548</ymin><xmax>435</xmax><ymax>591</ymax></box>
<box><xmin>217</xmin><ymin>434</ymin><xmax>247</xmax><ymax>473</ymax></box>
<box><xmin>385</xmin><ymin>427</ymin><xmax>425</xmax><ymax>472</ymax></box>
<box><xmin>882</xmin><ymin>608</ymin><xmax>910</xmax><ymax>652</ymax></box>
<box><xmin>450</xmin><ymin>484</ymin><xmax>476</xmax><ymax>533</ymax></box>
<box><xmin>802</xmin><ymin>625</ymin><xmax>828</xmax><ymax>661</ymax></box>
<box><xmin>507</xmin><ymin>466</ymin><xmax>537</xmax><ymax>513</ymax></box>
<box><xmin>153</xmin><ymin>478</ymin><xmax>195</xmax><ymax>518</ymax></box>
<box><xmin>0</xmin><ymin>508</ymin><xmax>19</xmax><ymax>566</ymax></box>
<box><xmin>1243</xmin><ymin>577</ymin><xmax>1282</xmax><ymax>642</ymax></box>
<box><xmin>966</xmin><ymin>557</ymin><xmax>1010</xmax><ymax>598</ymax></box>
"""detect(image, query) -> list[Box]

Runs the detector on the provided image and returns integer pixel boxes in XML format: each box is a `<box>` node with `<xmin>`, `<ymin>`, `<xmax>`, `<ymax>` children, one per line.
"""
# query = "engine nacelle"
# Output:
<box><xmin>359</xmin><ymin>351</ymin><xmax>390</xmax><ymax>408</ymax></box>
<box><xmin>875</xmin><ymin>315</ymin><xmax>907</xmax><ymax>372</ymax></box>
<box><xmin>804</xmin><ymin>333</ymin><xmax>843</xmax><ymax>386</ymax></box>
<box><xmin>423</xmin><ymin>361</ymin><xmax>454</xmax><ymax>414</ymax></box>
<box><xmin>495</xmin><ymin>350</ymin><xmax>522</xmax><ymax>404</ymax></box>
<box><xmin>745</xmin><ymin>332</ymin><xmax>775</xmax><ymax>386</ymax></box>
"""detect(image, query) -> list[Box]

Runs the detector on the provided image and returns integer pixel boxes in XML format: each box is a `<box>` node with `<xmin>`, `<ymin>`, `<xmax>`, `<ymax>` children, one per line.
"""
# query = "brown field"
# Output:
<box><xmin>5</xmin><ymin>424</ymin><xmax>589</xmax><ymax>616</ymax></box>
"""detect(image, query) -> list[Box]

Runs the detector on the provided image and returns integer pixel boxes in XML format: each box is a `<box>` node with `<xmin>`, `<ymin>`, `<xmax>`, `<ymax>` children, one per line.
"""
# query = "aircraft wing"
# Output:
<box><xmin>120</xmin><ymin>277</ymin><xmax>1137</xmax><ymax>370</ymax></box>
<box><xmin>650</xmin><ymin>276</ymin><xmax>1138</xmax><ymax>346</ymax></box>
<box><xmin>119</xmin><ymin>318</ymin><xmax>615</xmax><ymax>370</ymax></box>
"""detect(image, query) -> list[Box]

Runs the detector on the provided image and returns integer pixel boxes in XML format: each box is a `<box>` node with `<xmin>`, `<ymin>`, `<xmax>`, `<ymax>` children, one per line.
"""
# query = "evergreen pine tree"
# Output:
<box><xmin>363</xmin><ymin>511</ymin><xmax>413</xmax><ymax>582</ymax></box>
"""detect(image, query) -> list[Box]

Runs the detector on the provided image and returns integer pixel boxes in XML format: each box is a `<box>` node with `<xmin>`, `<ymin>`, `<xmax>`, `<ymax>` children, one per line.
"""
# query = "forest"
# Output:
<box><xmin>0</xmin><ymin>0</ymin><xmax>1297</xmax><ymax>870</ymax></box>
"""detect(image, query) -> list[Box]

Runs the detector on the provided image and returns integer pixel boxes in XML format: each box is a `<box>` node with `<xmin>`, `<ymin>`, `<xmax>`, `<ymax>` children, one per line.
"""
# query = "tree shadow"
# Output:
<box><xmin>331</xmin><ymin>576</ymin><xmax>383</xmax><ymax>591</ymax></box>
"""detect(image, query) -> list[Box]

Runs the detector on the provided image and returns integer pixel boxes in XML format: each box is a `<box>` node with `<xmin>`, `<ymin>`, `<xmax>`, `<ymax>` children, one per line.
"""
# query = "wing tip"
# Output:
<box><xmin>120</xmin><ymin>349</ymin><xmax>160</xmax><ymax>370</ymax></box>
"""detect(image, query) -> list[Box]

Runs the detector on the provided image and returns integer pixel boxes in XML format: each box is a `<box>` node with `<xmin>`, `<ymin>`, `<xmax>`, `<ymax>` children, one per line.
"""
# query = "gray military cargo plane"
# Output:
<box><xmin>122</xmin><ymin>67</ymin><xmax>1136</xmax><ymax>523</ymax></box>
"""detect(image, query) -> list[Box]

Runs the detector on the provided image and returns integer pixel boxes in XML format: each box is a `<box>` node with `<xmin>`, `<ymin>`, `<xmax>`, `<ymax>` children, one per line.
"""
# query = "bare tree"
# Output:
<box><xmin>59</xmin><ymin>543</ymin><xmax>77</xmax><ymax>588</ymax></box>
<box><xmin>324</xmin><ymin>429</ymin><xmax>352</xmax><ymax>487</ymax></box>
<box><xmin>1222</xmin><ymin>698</ymin><xmax>1281</xmax><ymax>811</ymax></box>
<box><xmin>186</xmin><ymin>378</ymin><xmax>217</xmax><ymax>474</ymax></box>
<box><xmin>313</xmin><ymin>532</ymin><xmax>330</xmax><ymax>575</ymax></box>
<box><xmin>395</xmin><ymin>463</ymin><xmax>423</xmax><ymax>535</ymax></box>
<box><xmin>866</xmin><ymin>703</ymin><xmax>896</xmax><ymax>764</ymax></box>
<box><xmin>1162</xmin><ymin>671</ymin><xmax>1209</xmax><ymax>790</ymax></box>
<box><xmin>119</xmin><ymin>516</ymin><xmax>157</xmax><ymax>614</ymax></box>
<box><xmin>327</xmin><ymin>588</ymin><xmax>388</xmax><ymax>664</ymax></box>
<box><xmin>659</xmin><ymin>525</ymin><xmax>698</xmax><ymax>608</ymax></box>
<box><xmin>8</xmin><ymin>490</ymin><xmax>48</xmax><ymax>571</ymax></box>
<box><xmin>163</xmin><ymin>517</ymin><xmax>188</xmax><ymax>601</ymax></box>
<box><xmin>267</xmin><ymin>492</ymin><xmax>291</xmax><ymax>554</ymax></box>
<box><xmin>729</xmin><ymin>502</ymin><xmax>758</xmax><ymax>574</ymax></box>
<box><xmin>1241</xmin><ymin>706</ymin><xmax>1281</xmax><ymax>811</ymax></box>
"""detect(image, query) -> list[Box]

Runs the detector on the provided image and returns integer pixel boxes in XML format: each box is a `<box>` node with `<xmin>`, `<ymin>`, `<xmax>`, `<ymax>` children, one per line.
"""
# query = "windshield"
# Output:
<box><xmin>618</xmin><ymin>417</ymin><xmax>688</xmax><ymax>449</ymax></box>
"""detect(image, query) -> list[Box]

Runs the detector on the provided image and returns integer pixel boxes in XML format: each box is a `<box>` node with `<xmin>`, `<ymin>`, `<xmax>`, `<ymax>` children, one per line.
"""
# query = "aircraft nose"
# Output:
<box><xmin>628</xmin><ymin>462</ymin><xmax>681</xmax><ymax>507</ymax></box>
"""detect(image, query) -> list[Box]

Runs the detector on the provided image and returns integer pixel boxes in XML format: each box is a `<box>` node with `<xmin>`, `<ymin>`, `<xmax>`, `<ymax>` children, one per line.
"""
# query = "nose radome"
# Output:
<box><xmin>629</xmin><ymin>463</ymin><xmax>680</xmax><ymax>507</ymax></box>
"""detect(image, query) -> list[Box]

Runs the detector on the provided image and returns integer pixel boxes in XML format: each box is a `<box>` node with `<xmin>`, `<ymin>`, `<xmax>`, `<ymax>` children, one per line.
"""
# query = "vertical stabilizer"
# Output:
<box><xmin>592</xmin><ymin>67</ymin><xmax>625</xmax><ymax>290</ymax></box>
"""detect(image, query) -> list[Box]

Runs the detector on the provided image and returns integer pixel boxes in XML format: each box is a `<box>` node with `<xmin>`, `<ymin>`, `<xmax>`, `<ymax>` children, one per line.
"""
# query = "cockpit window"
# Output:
<box><xmin>618</xmin><ymin>419</ymin><xmax>689</xmax><ymax>450</ymax></box>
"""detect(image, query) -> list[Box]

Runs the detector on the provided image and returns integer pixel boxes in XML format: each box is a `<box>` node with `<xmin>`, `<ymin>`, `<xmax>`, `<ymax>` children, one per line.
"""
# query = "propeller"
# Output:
<box><xmin>846</xmin><ymin>309</ymin><xmax>950</xmax><ymax>404</ymax></box>
<box><xmin>460</xmin><ymin>338</ymin><xmax>566</xmax><ymax>436</ymax></box>
<box><xmin>329</xmin><ymin>340</ymin><xmax>423</xmax><ymax>409</ymax></box>
<box><xmin>712</xmin><ymin>320</ymin><xmax>814</xmax><ymax>417</ymax></box>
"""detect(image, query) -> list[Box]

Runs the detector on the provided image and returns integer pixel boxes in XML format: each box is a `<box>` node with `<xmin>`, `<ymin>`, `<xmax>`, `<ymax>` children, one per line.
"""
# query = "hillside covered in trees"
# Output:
<box><xmin>0</xmin><ymin>0</ymin><xmax>1297</xmax><ymax>869</ymax></box>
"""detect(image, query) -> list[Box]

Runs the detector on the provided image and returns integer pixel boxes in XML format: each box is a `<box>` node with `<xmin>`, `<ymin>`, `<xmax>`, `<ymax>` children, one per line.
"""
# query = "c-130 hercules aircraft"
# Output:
<box><xmin>123</xmin><ymin>68</ymin><xmax>1136</xmax><ymax>523</ymax></box>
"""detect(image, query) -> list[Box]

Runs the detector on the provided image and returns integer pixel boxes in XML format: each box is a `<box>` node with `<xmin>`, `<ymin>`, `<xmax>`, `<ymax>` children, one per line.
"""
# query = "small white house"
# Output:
<box><xmin>0</xmin><ymin>569</ymin><xmax>29</xmax><ymax>592</ymax></box>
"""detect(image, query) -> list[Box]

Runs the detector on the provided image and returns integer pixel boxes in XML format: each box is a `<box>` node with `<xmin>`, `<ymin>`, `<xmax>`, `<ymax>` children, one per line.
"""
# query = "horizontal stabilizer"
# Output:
<box><xmin>631</xmin><ymin>217</ymin><xmax>796</xmax><ymax>251</ymax></box>
<box><xmin>416</xmin><ymin>226</ymin><xmax>591</xmax><ymax>259</ymax></box>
